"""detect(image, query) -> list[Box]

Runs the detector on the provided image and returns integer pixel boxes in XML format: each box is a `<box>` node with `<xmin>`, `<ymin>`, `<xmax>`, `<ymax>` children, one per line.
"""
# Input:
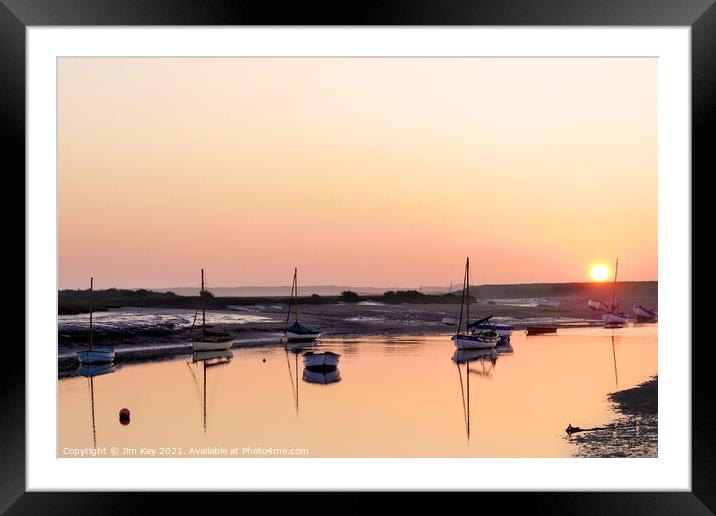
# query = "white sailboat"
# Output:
<box><xmin>190</xmin><ymin>269</ymin><xmax>233</xmax><ymax>352</ymax></box>
<box><xmin>284</xmin><ymin>268</ymin><xmax>321</xmax><ymax>343</ymax></box>
<box><xmin>77</xmin><ymin>277</ymin><xmax>115</xmax><ymax>364</ymax></box>
<box><xmin>603</xmin><ymin>258</ymin><xmax>629</xmax><ymax>326</ymax></box>
<box><xmin>451</xmin><ymin>258</ymin><xmax>499</xmax><ymax>350</ymax></box>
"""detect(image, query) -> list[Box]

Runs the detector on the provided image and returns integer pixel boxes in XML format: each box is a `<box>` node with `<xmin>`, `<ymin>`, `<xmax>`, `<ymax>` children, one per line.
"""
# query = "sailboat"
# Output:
<box><xmin>633</xmin><ymin>304</ymin><xmax>658</xmax><ymax>320</ymax></box>
<box><xmin>451</xmin><ymin>258</ymin><xmax>499</xmax><ymax>350</ymax></box>
<box><xmin>190</xmin><ymin>269</ymin><xmax>233</xmax><ymax>352</ymax></box>
<box><xmin>189</xmin><ymin>349</ymin><xmax>232</xmax><ymax>434</ymax></box>
<box><xmin>77</xmin><ymin>277</ymin><xmax>115</xmax><ymax>364</ymax></box>
<box><xmin>284</xmin><ymin>268</ymin><xmax>321</xmax><ymax>343</ymax></box>
<box><xmin>603</xmin><ymin>258</ymin><xmax>629</xmax><ymax>326</ymax></box>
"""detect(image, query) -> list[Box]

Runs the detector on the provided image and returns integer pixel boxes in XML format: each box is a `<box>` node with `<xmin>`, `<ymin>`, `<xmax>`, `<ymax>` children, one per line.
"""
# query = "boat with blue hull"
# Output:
<box><xmin>76</xmin><ymin>277</ymin><xmax>115</xmax><ymax>365</ymax></box>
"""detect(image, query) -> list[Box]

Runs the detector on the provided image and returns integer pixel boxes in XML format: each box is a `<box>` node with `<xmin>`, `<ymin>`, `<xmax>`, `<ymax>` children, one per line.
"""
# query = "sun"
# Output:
<box><xmin>590</xmin><ymin>264</ymin><xmax>609</xmax><ymax>282</ymax></box>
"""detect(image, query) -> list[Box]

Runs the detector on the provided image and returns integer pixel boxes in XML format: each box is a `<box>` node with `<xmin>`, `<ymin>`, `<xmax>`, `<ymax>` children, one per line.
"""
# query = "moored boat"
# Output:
<box><xmin>451</xmin><ymin>258</ymin><xmax>499</xmax><ymax>350</ymax></box>
<box><xmin>603</xmin><ymin>309</ymin><xmax>629</xmax><ymax>325</ymax></box>
<box><xmin>190</xmin><ymin>269</ymin><xmax>234</xmax><ymax>352</ymax></box>
<box><xmin>284</xmin><ymin>268</ymin><xmax>322</xmax><ymax>343</ymax></box>
<box><xmin>588</xmin><ymin>299</ymin><xmax>610</xmax><ymax>311</ymax></box>
<box><xmin>633</xmin><ymin>304</ymin><xmax>657</xmax><ymax>320</ymax></box>
<box><xmin>602</xmin><ymin>258</ymin><xmax>629</xmax><ymax>327</ymax></box>
<box><xmin>303</xmin><ymin>350</ymin><xmax>340</xmax><ymax>368</ymax></box>
<box><xmin>76</xmin><ymin>277</ymin><xmax>115</xmax><ymax>364</ymax></box>
<box><xmin>526</xmin><ymin>326</ymin><xmax>557</xmax><ymax>335</ymax></box>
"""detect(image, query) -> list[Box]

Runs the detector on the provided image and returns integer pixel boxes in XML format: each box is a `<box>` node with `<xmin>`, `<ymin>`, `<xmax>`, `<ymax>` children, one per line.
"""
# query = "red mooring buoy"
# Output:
<box><xmin>119</xmin><ymin>408</ymin><xmax>130</xmax><ymax>425</ymax></box>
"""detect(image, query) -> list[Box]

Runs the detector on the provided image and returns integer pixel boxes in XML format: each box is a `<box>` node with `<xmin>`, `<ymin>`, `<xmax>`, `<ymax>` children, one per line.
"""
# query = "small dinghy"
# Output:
<box><xmin>77</xmin><ymin>277</ymin><xmax>115</xmax><ymax>365</ymax></box>
<box><xmin>442</xmin><ymin>317</ymin><xmax>459</xmax><ymax>325</ymax></box>
<box><xmin>450</xmin><ymin>258</ymin><xmax>499</xmax><ymax>350</ymax></box>
<box><xmin>633</xmin><ymin>304</ymin><xmax>657</xmax><ymax>320</ymax></box>
<box><xmin>603</xmin><ymin>309</ymin><xmax>629</xmax><ymax>325</ymax></box>
<box><xmin>588</xmin><ymin>299</ymin><xmax>610</xmax><ymax>311</ymax></box>
<box><xmin>284</xmin><ymin>268</ymin><xmax>322</xmax><ymax>343</ymax></box>
<box><xmin>190</xmin><ymin>269</ymin><xmax>234</xmax><ymax>352</ymax></box>
<box><xmin>526</xmin><ymin>326</ymin><xmax>558</xmax><ymax>335</ymax></box>
<box><xmin>303</xmin><ymin>351</ymin><xmax>341</xmax><ymax>368</ymax></box>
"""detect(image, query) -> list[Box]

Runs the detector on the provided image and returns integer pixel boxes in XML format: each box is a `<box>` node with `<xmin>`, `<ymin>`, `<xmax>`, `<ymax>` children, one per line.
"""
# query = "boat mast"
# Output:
<box><xmin>466</xmin><ymin>258</ymin><xmax>470</xmax><ymax>329</ymax></box>
<box><xmin>456</xmin><ymin>258</ymin><xmax>468</xmax><ymax>335</ymax></box>
<box><xmin>294</xmin><ymin>268</ymin><xmax>298</xmax><ymax>323</ymax></box>
<box><xmin>88</xmin><ymin>277</ymin><xmax>93</xmax><ymax>351</ymax></box>
<box><xmin>610</xmin><ymin>258</ymin><xmax>619</xmax><ymax>310</ymax></box>
<box><xmin>201</xmin><ymin>268</ymin><xmax>206</xmax><ymax>341</ymax></box>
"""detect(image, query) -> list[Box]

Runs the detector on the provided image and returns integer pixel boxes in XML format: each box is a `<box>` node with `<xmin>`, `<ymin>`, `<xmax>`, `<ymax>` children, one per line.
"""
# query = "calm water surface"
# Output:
<box><xmin>58</xmin><ymin>325</ymin><xmax>657</xmax><ymax>457</ymax></box>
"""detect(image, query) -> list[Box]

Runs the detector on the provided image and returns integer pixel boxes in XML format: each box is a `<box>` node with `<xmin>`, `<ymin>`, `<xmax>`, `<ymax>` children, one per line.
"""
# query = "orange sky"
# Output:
<box><xmin>58</xmin><ymin>58</ymin><xmax>657</xmax><ymax>289</ymax></box>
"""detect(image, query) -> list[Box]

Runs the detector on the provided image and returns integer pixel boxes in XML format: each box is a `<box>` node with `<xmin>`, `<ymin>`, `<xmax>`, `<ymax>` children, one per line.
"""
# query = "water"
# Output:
<box><xmin>58</xmin><ymin>325</ymin><xmax>657</xmax><ymax>457</ymax></box>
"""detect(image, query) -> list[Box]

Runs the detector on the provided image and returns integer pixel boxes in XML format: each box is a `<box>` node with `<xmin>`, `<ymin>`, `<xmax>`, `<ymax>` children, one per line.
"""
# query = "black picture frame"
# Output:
<box><xmin>3</xmin><ymin>0</ymin><xmax>710</xmax><ymax>513</ymax></box>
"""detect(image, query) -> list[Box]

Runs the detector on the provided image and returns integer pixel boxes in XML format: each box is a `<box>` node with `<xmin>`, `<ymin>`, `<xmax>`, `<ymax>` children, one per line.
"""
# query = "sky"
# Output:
<box><xmin>58</xmin><ymin>57</ymin><xmax>657</xmax><ymax>290</ymax></box>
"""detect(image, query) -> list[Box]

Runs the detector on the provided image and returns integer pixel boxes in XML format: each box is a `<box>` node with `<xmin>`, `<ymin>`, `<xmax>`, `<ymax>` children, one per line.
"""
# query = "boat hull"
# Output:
<box><xmin>526</xmin><ymin>326</ymin><xmax>557</xmax><ymax>335</ymax></box>
<box><xmin>633</xmin><ymin>305</ymin><xmax>657</xmax><ymax>319</ymax></box>
<box><xmin>285</xmin><ymin>331</ymin><xmax>321</xmax><ymax>343</ymax></box>
<box><xmin>192</xmin><ymin>350</ymin><xmax>233</xmax><ymax>363</ymax></box>
<box><xmin>77</xmin><ymin>347</ymin><xmax>115</xmax><ymax>364</ymax></box>
<box><xmin>602</xmin><ymin>312</ymin><xmax>629</xmax><ymax>325</ymax></box>
<box><xmin>588</xmin><ymin>299</ymin><xmax>610</xmax><ymax>311</ymax></box>
<box><xmin>303</xmin><ymin>351</ymin><xmax>340</xmax><ymax>368</ymax></box>
<box><xmin>452</xmin><ymin>334</ymin><xmax>498</xmax><ymax>350</ymax></box>
<box><xmin>191</xmin><ymin>340</ymin><xmax>234</xmax><ymax>352</ymax></box>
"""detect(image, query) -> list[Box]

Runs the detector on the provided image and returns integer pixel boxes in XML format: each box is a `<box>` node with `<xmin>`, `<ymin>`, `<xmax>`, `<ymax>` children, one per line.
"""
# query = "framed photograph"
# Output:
<box><xmin>5</xmin><ymin>0</ymin><xmax>710</xmax><ymax>512</ymax></box>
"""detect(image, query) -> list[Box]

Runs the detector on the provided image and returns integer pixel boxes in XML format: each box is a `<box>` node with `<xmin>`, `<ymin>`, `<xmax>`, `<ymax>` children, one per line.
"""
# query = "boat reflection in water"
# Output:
<box><xmin>303</xmin><ymin>366</ymin><xmax>342</xmax><ymax>384</ymax></box>
<box><xmin>188</xmin><ymin>350</ymin><xmax>233</xmax><ymax>434</ymax></box>
<box><xmin>452</xmin><ymin>347</ymin><xmax>499</xmax><ymax>440</ymax></box>
<box><xmin>76</xmin><ymin>362</ymin><xmax>116</xmax><ymax>449</ymax></box>
<box><xmin>495</xmin><ymin>338</ymin><xmax>514</xmax><ymax>355</ymax></box>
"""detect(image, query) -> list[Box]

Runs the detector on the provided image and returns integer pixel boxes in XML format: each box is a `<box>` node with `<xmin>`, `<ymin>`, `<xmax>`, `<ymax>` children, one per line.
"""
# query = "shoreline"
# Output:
<box><xmin>568</xmin><ymin>377</ymin><xmax>658</xmax><ymax>458</ymax></box>
<box><xmin>57</xmin><ymin>299</ymin><xmax>658</xmax><ymax>371</ymax></box>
